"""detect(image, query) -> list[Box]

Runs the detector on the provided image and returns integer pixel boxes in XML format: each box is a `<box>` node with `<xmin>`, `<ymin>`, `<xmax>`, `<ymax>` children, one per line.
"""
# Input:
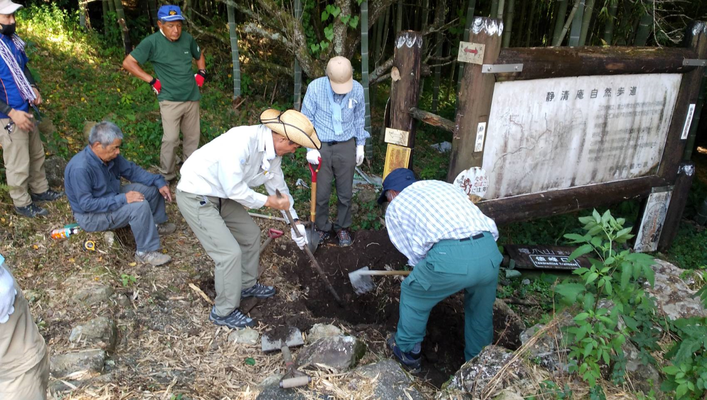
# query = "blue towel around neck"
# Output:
<box><xmin>326</xmin><ymin>78</ymin><xmax>344</xmax><ymax>136</ymax></box>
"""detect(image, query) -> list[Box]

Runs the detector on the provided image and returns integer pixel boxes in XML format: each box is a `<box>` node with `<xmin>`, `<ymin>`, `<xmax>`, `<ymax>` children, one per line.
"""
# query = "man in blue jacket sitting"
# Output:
<box><xmin>64</xmin><ymin>122</ymin><xmax>176</xmax><ymax>266</ymax></box>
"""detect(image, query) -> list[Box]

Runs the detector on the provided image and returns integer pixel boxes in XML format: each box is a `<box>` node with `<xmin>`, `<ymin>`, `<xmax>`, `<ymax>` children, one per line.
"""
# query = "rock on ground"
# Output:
<box><xmin>69</xmin><ymin>316</ymin><xmax>118</xmax><ymax>353</ymax></box>
<box><xmin>228</xmin><ymin>327</ymin><xmax>259</xmax><ymax>345</ymax></box>
<box><xmin>648</xmin><ymin>259</ymin><xmax>707</xmax><ymax>320</ymax></box>
<box><xmin>44</xmin><ymin>155</ymin><xmax>67</xmax><ymax>188</ymax></box>
<box><xmin>350</xmin><ymin>359</ymin><xmax>425</xmax><ymax>400</ymax></box>
<box><xmin>295</xmin><ymin>335</ymin><xmax>366</xmax><ymax>372</ymax></box>
<box><xmin>306</xmin><ymin>323</ymin><xmax>342</xmax><ymax>344</ymax></box>
<box><xmin>72</xmin><ymin>285</ymin><xmax>114</xmax><ymax>306</ymax></box>
<box><xmin>51</xmin><ymin>349</ymin><xmax>106</xmax><ymax>378</ymax></box>
<box><xmin>446</xmin><ymin>345</ymin><xmax>533</xmax><ymax>398</ymax></box>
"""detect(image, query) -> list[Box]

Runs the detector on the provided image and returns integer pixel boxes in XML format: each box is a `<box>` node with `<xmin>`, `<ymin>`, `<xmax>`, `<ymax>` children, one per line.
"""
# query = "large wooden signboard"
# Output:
<box><xmin>482</xmin><ymin>74</ymin><xmax>682</xmax><ymax>199</ymax></box>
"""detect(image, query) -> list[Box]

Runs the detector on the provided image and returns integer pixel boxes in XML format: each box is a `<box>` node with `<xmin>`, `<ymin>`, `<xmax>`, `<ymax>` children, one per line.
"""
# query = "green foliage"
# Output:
<box><xmin>554</xmin><ymin>210</ymin><xmax>657</xmax><ymax>388</ymax></box>
<box><xmin>120</xmin><ymin>273</ymin><xmax>137</xmax><ymax>287</ymax></box>
<box><xmin>527</xmin><ymin>380</ymin><xmax>573</xmax><ymax>400</ymax></box>
<box><xmin>661</xmin><ymin>317</ymin><xmax>707</xmax><ymax>399</ymax></box>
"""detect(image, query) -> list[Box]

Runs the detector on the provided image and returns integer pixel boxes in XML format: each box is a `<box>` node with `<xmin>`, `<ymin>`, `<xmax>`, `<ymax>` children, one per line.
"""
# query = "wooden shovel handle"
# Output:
<box><xmin>357</xmin><ymin>270</ymin><xmax>411</xmax><ymax>276</ymax></box>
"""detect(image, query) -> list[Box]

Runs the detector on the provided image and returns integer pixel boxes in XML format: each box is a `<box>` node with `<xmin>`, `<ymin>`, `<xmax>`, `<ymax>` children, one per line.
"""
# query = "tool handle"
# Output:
<box><xmin>281</xmin><ymin>345</ymin><xmax>293</xmax><ymax>366</ymax></box>
<box><xmin>277</xmin><ymin>190</ymin><xmax>344</xmax><ymax>306</ymax></box>
<box><xmin>357</xmin><ymin>270</ymin><xmax>411</xmax><ymax>276</ymax></box>
<box><xmin>310</xmin><ymin>182</ymin><xmax>317</xmax><ymax>221</ymax></box>
<box><xmin>280</xmin><ymin>376</ymin><xmax>311</xmax><ymax>388</ymax></box>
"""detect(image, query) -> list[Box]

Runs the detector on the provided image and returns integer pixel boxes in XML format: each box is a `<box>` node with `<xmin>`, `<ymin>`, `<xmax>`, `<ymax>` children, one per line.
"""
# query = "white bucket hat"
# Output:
<box><xmin>326</xmin><ymin>56</ymin><xmax>353</xmax><ymax>94</ymax></box>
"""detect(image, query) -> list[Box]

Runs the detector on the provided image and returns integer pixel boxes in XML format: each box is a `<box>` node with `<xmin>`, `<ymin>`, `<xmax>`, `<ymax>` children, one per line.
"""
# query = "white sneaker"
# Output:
<box><xmin>135</xmin><ymin>251</ymin><xmax>171</xmax><ymax>266</ymax></box>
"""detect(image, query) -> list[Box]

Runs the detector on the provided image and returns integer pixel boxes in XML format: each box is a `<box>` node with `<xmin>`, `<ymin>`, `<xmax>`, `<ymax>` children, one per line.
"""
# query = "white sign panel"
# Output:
<box><xmin>482</xmin><ymin>74</ymin><xmax>682</xmax><ymax>199</ymax></box>
<box><xmin>474</xmin><ymin>122</ymin><xmax>487</xmax><ymax>152</ymax></box>
<box><xmin>681</xmin><ymin>103</ymin><xmax>696</xmax><ymax>140</ymax></box>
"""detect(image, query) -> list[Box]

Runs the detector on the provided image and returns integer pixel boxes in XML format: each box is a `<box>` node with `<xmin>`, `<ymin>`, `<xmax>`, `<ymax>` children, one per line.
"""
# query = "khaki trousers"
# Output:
<box><xmin>0</xmin><ymin>118</ymin><xmax>49</xmax><ymax>207</ymax></box>
<box><xmin>0</xmin><ymin>276</ymin><xmax>49</xmax><ymax>400</ymax></box>
<box><xmin>176</xmin><ymin>189</ymin><xmax>260</xmax><ymax>316</ymax></box>
<box><xmin>158</xmin><ymin>100</ymin><xmax>200</xmax><ymax>181</ymax></box>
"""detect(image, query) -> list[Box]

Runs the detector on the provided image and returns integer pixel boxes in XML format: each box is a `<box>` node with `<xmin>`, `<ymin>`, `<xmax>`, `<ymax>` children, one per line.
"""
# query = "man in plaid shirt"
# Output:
<box><xmin>379</xmin><ymin>168</ymin><xmax>502</xmax><ymax>372</ymax></box>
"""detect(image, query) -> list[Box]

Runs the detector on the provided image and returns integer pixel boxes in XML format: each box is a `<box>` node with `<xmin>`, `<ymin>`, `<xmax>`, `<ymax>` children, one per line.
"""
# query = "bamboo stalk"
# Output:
<box><xmin>102</xmin><ymin>0</ymin><xmax>109</xmax><ymax>35</ymax></box>
<box><xmin>496</xmin><ymin>0</ymin><xmax>505</xmax><ymax>19</ymax></box>
<box><xmin>552</xmin><ymin>0</ymin><xmax>568</xmax><ymax>45</ymax></box>
<box><xmin>501</xmin><ymin>0</ymin><xmax>515</xmax><ymax>47</ymax></box>
<box><xmin>227</xmin><ymin>4</ymin><xmax>241</xmax><ymax>98</ymax></box>
<box><xmin>114</xmin><ymin>0</ymin><xmax>132</xmax><ymax>55</ymax></box>
<box><xmin>567</xmin><ymin>0</ymin><xmax>585</xmax><ymax>46</ymax></box>
<box><xmin>634</xmin><ymin>0</ymin><xmax>653</xmax><ymax>46</ymax></box>
<box><xmin>456</xmin><ymin>0</ymin><xmax>477</xmax><ymax>94</ymax></box>
<box><xmin>148</xmin><ymin>0</ymin><xmax>157</xmax><ymax>30</ymax></box>
<box><xmin>553</xmin><ymin>0</ymin><xmax>581</xmax><ymax>47</ymax></box>
<box><xmin>602</xmin><ymin>0</ymin><xmax>617</xmax><ymax>44</ymax></box>
<box><xmin>431</xmin><ymin>0</ymin><xmax>446</xmax><ymax>113</ymax></box>
<box><xmin>490</xmin><ymin>0</ymin><xmax>498</xmax><ymax>18</ymax></box>
<box><xmin>361</xmin><ymin>0</ymin><xmax>372</xmax><ymax>159</ymax></box>
<box><xmin>396</xmin><ymin>0</ymin><xmax>403</xmax><ymax>32</ymax></box>
<box><xmin>578</xmin><ymin>0</ymin><xmax>595</xmax><ymax>45</ymax></box>
<box><xmin>294</xmin><ymin>0</ymin><xmax>303</xmax><ymax>110</ymax></box>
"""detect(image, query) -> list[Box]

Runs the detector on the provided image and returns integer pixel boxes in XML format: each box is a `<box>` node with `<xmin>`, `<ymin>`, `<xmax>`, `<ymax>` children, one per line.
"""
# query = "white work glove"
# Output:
<box><xmin>291</xmin><ymin>224</ymin><xmax>308</xmax><ymax>250</ymax></box>
<box><xmin>306</xmin><ymin>150</ymin><xmax>321</xmax><ymax>165</ymax></box>
<box><xmin>356</xmin><ymin>145</ymin><xmax>365</xmax><ymax>166</ymax></box>
<box><xmin>0</xmin><ymin>260</ymin><xmax>17</xmax><ymax>324</ymax></box>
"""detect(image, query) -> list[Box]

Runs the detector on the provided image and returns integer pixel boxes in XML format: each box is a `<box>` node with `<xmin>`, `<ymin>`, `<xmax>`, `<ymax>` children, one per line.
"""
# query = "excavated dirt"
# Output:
<box><xmin>198</xmin><ymin>228</ymin><xmax>523</xmax><ymax>388</ymax></box>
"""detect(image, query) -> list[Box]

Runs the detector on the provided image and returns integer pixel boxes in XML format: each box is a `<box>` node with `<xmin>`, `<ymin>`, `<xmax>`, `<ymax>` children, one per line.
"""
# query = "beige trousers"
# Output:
<box><xmin>0</xmin><ymin>118</ymin><xmax>49</xmax><ymax>207</ymax></box>
<box><xmin>0</xmin><ymin>277</ymin><xmax>49</xmax><ymax>400</ymax></box>
<box><xmin>158</xmin><ymin>100</ymin><xmax>201</xmax><ymax>181</ymax></box>
<box><xmin>176</xmin><ymin>189</ymin><xmax>260</xmax><ymax>316</ymax></box>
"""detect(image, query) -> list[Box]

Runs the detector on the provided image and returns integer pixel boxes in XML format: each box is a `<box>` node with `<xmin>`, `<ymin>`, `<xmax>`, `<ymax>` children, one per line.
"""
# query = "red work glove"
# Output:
<box><xmin>149</xmin><ymin>78</ymin><xmax>161</xmax><ymax>95</ymax></box>
<box><xmin>195</xmin><ymin>69</ymin><xmax>206</xmax><ymax>88</ymax></box>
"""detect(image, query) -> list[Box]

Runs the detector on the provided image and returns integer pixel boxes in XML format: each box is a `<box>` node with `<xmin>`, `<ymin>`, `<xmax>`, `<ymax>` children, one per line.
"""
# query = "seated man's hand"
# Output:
<box><xmin>125</xmin><ymin>191</ymin><xmax>145</xmax><ymax>203</ymax></box>
<box><xmin>159</xmin><ymin>185</ymin><xmax>172</xmax><ymax>202</ymax></box>
<box><xmin>0</xmin><ymin>264</ymin><xmax>17</xmax><ymax>324</ymax></box>
<box><xmin>265</xmin><ymin>194</ymin><xmax>291</xmax><ymax>211</ymax></box>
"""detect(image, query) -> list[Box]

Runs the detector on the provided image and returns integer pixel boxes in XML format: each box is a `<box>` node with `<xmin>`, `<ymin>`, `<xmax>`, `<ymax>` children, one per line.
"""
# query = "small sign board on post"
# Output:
<box><xmin>505</xmin><ymin>245</ymin><xmax>591</xmax><ymax>271</ymax></box>
<box><xmin>384</xmin><ymin>127</ymin><xmax>411</xmax><ymax>146</ymax></box>
<box><xmin>458</xmin><ymin>41</ymin><xmax>485</xmax><ymax>65</ymax></box>
<box><xmin>383</xmin><ymin>144</ymin><xmax>412</xmax><ymax>180</ymax></box>
<box><xmin>634</xmin><ymin>186</ymin><xmax>673</xmax><ymax>253</ymax></box>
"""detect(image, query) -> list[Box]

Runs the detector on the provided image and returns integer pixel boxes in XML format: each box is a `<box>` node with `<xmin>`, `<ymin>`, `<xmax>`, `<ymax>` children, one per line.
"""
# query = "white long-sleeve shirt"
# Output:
<box><xmin>177</xmin><ymin>125</ymin><xmax>299</xmax><ymax>220</ymax></box>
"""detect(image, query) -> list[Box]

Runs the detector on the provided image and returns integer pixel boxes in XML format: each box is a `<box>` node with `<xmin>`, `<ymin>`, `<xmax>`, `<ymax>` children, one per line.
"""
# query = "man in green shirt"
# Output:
<box><xmin>122</xmin><ymin>4</ymin><xmax>206</xmax><ymax>182</ymax></box>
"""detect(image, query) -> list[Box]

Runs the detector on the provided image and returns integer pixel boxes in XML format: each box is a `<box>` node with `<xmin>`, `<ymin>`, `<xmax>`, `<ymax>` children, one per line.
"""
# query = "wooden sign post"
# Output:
<box><xmin>448</xmin><ymin>18</ymin><xmax>503</xmax><ymax>182</ymax></box>
<box><xmin>384</xmin><ymin>31</ymin><xmax>422</xmax><ymax>179</ymax></box>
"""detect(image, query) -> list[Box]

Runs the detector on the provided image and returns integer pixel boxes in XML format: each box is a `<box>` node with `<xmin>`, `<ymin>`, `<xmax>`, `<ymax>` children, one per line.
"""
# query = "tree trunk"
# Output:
<box><xmin>227</xmin><ymin>4</ymin><xmax>241</xmax><ymax>98</ymax></box>
<box><xmin>552</xmin><ymin>0</ymin><xmax>568</xmax><ymax>45</ymax></box>
<box><xmin>602</xmin><ymin>0</ymin><xmax>617</xmax><ymax>44</ymax></box>
<box><xmin>578</xmin><ymin>0</ymin><xmax>594</xmax><ymax>45</ymax></box>
<box><xmin>431</xmin><ymin>0</ymin><xmax>446</xmax><ymax>112</ymax></box>
<box><xmin>389</xmin><ymin>31</ymin><xmax>423</xmax><ymax>166</ymax></box>
<box><xmin>634</xmin><ymin>0</ymin><xmax>653</xmax><ymax>45</ymax></box>
<box><xmin>502</xmin><ymin>0</ymin><xmax>514</xmax><ymax>47</ymax></box>
<box><xmin>568</xmin><ymin>0</ymin><xmax>585</xmax><ymax>46</ymax></box>
<box><xmin>554</xmin><ymin>0</ymin><xmax>581</xmax><ymax>47</ymax></box>
<box><xmin>79</xmin><ymin>0</ymin><xmax>87</xmax><ymax>29</ymax></box>
<box><xmin>361</xmin><ymin>0</ymin><xmax>373</xmax><ymax>159</ymax></box>
<box><xmin>114</xmin><ymin>0</ymin><xmax>132</xmax><ymax>54</ymax></box>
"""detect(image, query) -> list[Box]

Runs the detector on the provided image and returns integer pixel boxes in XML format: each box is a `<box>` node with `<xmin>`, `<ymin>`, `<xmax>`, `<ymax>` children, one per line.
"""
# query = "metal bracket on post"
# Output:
<box><xmin>481</xmin><ymin>63</ymin><xmax>524</xmax><ymax>74</ymax></box>
<box><xmin>683</xmin><ymin>59</ymin><xmax>707</xmax><ymax>67</ymax></box>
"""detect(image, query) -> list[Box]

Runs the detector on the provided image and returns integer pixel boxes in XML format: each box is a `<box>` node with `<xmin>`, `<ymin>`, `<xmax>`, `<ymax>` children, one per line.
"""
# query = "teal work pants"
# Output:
<box><xmin>395</xmin><ymin>232</ymin><xmax>502</xmax><ymax>361</ymax></box>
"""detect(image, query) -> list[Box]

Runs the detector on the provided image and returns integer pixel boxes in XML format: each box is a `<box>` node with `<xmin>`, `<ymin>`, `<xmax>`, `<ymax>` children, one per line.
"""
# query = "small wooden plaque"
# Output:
<box><xmin>457</xmin><ymin>41</ymin><xmax>485</xmax><ymax>65</ymax></box>
<box><xmin>384</xmin><ymin>127</ymin><xmax>410</xmax><ymax>146</ymax></box>
<box><xmin>383</xmin><ymin>144</ymin><xmax>412</xmax><ymax>180</ymax></box>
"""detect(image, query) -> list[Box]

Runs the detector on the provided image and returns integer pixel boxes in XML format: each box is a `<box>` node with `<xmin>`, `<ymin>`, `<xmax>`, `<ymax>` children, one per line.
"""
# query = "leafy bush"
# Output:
<box><xmin>661</xmin><ymin>317</ymin><xmax>707</xmax><ymax>399</ymax></box>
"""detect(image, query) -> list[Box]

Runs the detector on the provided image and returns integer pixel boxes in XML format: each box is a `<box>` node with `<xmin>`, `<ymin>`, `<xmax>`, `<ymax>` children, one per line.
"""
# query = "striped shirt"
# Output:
<box><xmin>300</xmin><ymin>77</ymin><xmax>369</xmax><ymax>145</ymax></box>
<box><xmin>385</xmin><ymin>180</ymin><xmax>499</xmax><ymax>266</ymax></box>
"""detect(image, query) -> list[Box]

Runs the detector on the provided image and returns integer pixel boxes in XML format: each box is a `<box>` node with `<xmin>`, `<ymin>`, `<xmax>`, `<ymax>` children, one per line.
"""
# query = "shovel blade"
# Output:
<box><xmin>306</xmin><ymin>223</ymin><xmax>319</xmax><ymax>253</ymax></box>
<box><xmin>348</xmin><ymin>266</ymin><xmax>375</xmax><ymax>295</ymax></box>
<box><xmin>261</xmin><ymin>327</ymin><xmax>305</xmax><ymax>352</ymax></box>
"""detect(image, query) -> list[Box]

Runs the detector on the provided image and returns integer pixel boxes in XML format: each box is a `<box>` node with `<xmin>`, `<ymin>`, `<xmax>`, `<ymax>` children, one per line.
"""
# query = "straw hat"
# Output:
<box><xmin>260</xmin><ymin>109</ymin><xmax>321</xmax><ymax>150</ymax></box>
<box><xmin>326</xmin><ymin>56</ymin><xmax>353</xmax><ymax>94</ymax></box>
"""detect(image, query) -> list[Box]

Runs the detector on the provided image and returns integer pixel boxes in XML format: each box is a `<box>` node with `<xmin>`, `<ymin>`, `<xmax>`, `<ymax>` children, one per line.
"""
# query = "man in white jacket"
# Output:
<box><xmin>176</xmin><ymin>109</ymin><xmax>319</xmax><ymax>329</ymax></box>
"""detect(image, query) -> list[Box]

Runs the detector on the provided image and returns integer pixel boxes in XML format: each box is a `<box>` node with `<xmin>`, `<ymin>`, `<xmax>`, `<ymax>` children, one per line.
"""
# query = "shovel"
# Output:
<box><xmin>306</xmin><ymin>159</ymin><xmax>321</xmax><ymax>253</ymax></box>
<box><xmin>348</xmin><ymin>266</ymin><xmax>411</xmax><ymax>295</ymax></box>
<box><xmin>259</xmin><ymin>228</ymin><xmax>284</xmax><ymax>256</ymax></box>
<box><xmin>276</xmin><ymin>190</ymin><xmax>344</xmax><ymax>306</ymax></box>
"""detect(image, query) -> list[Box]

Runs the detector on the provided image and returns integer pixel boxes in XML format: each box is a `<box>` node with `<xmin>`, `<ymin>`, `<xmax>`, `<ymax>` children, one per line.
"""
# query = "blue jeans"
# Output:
<box><xmin>74</xmin><ymin>183</ymin><xmax>166</xmax><ymax>252</ymax></box>
<box><xmin>395</xmin><ymin>232</ymin><xmax>502</xmax><ymax>361</ymax></box>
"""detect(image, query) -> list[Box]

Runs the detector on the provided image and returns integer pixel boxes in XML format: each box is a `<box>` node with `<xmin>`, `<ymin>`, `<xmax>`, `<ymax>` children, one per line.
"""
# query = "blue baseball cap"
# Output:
<box><xmin>378</xmin><ymin>168</ymin><xmax>417</xmax><ymax>204</ymax></box>
<box><xmin>158</xmin><ymin>5</ymin><xmax>185</xmax><ymax>22</ymax></box>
